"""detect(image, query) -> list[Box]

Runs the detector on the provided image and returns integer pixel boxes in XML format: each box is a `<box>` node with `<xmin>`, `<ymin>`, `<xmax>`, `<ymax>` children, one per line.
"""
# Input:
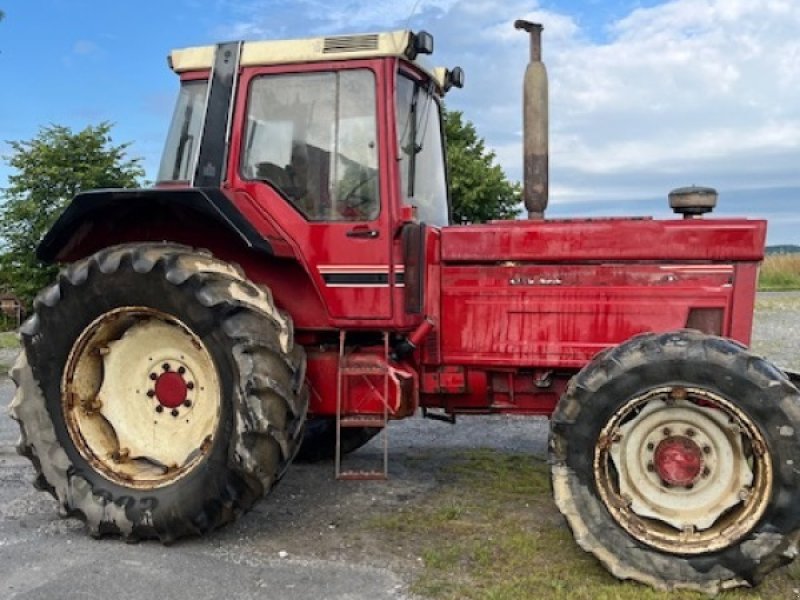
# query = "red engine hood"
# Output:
<box><xmin>440</xmin><ymin>218</ymin><xmax>766</xmax><ymax>263</ymax></box>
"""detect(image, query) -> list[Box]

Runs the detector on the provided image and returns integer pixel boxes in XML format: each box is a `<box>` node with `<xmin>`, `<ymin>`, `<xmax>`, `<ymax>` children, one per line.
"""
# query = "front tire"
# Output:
<box><xmin>10</xmin><ymin>243</ymin><xmax>308</xmax><ymax>542</ymax></box>
<box><xmin>550</xmin><ymin>330</ymin><xmax>800</xmax><ymax>592</ymax></box>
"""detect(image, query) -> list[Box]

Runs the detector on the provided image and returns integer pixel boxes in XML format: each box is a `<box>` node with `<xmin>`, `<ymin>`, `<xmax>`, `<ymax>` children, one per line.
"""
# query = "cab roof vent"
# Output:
<box><xmin>323</xmin><ymin>34</ymin><xmax>380</xmax><ymax>53</ymax></box>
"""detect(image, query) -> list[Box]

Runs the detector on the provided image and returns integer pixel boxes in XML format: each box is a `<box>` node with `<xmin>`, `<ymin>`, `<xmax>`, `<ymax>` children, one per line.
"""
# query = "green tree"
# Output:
<box><xmin>444</xmin><ymin>109</ymin><xmax>521</xmax><ymax>224</ymax></box>
<box><xmin>0</xmin><ymin>123</ymin><xmax>144</xmax><ymax>307</ymax></box>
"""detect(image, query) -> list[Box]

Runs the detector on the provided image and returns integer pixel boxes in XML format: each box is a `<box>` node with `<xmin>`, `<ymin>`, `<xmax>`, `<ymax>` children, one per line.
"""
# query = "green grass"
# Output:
<box><xmin>0</xmin><ymin>331</ymin><xmax>20</xmax><ymax>349</ymax></box>
<box><xmin>759</xmin><ymin>254</ymin><xmax>800</xmax><ymax>291</ymax></box>
<box><xmin>369</xmin><ymin>449</ymin><xmax>800</xmax><ymax>600</ymax></box>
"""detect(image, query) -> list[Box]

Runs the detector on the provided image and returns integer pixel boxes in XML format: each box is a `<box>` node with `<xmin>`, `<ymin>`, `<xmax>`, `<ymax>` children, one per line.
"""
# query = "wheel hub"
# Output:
<box><xmin>153</xmin><ymin>368</ymin><xmax>190</xmax><ymax>409</ymax></box>
<box><xmin>653</xmin><ymin>435</ymin><xmax>703</xmax><ymax>487</ymax></box>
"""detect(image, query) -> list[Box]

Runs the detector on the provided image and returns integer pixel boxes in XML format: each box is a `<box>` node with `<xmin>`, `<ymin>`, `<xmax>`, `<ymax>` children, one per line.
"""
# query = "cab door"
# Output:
<box><xmin>233</xmin><ymin>62</ymin><xmax>394</xmax><ymax>321</ymax></box>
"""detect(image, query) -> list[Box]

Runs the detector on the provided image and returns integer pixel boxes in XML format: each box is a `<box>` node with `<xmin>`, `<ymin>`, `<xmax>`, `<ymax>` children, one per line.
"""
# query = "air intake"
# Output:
<box><xmin>323</xmin><ymin>34</ymin><xmax>380</xmax><ymax>53</ymax></box>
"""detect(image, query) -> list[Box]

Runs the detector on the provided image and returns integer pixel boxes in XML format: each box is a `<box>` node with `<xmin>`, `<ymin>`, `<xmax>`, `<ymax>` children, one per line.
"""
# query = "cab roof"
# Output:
<box><xmin>169</xmin><ymin>30</ymin><xmax>450</xmax><ymax>94</ymax></box>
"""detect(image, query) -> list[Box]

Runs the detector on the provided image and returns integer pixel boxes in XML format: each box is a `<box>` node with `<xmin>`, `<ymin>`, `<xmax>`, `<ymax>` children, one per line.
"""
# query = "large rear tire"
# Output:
<box><xmin>550</xmin><ymin>330</ymin><xmax>800</xmax><ymax>592</ymax></box>
<box><xmin>10</xmin><ymin>243</ymin><xmax>308</xmax><ymax>542</ymax></box>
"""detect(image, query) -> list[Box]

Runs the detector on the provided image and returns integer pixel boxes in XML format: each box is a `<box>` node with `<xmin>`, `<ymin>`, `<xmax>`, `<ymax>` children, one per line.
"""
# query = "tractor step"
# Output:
<box><xmin>335</xmin><ymin>330</ymin><xmax>391</xmax><ymax>480</ymax></box>
<box><xmin>340</xmin><ymin>416</ymin><xmax>386</xmax><ymax>428</ymax></box>
<box><xmin>341</xmin><ymin>355</ymin><xmax>389</xmax><ymax>376</ymax></box>
<box><xmin>337</xmin><ymin>470</ymin><xmax>388</xmax><ymax>481</ymax></box>
<box><xmin>339</xmin><ymin>366</ymin><xmax>388</xmax><ymax>376</ymax></box>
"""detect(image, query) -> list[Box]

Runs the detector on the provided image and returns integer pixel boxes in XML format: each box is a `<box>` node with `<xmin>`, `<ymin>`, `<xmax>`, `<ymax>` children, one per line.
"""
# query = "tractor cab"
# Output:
<box><xmin>153</xmin><ymin>32</ymin><xmax>460</xmax><ymax>325</ymax></box>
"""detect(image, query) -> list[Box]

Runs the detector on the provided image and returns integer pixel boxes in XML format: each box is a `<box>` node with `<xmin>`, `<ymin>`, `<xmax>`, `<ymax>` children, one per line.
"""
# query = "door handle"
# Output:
<box><xmin>346</xmin><ymin>227</ymin><xmax>379</xmax><ymax>239</ymax></box>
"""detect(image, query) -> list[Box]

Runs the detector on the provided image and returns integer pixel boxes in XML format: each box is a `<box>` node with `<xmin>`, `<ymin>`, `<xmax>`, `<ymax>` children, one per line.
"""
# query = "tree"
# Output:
<box><xmin>444</xmin><ymin>109</ymin><xmax>521</xmax><ymax>224</ymax></box>
<box><xmin>0</xmin><ymin>123</ymin><xmax>144</xmax><ymax>307</ymax></box>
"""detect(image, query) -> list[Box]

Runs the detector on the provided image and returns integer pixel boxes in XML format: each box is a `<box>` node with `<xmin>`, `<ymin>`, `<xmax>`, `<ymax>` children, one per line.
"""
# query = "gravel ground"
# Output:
<box><xmin>751</xmin><ymin>292</ymin><xmax>800</xmax><ymax>371</ymax></box>
<box><xmin>0</xmin><ymin>347</ymin><xmax>19</xmax><ymax>373</ymax></box>
<box><xmin>0</xmin><ymin>291</ymin><xmax>797</xmax><ymax>598</ymax></box>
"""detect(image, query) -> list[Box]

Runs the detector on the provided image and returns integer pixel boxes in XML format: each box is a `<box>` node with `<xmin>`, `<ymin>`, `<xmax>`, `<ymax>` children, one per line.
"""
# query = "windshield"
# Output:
<box><xmin>396</xmin><ymin>74</ymin><xmax>449</xmax><ymax>226</ymax></box>
<box><xmin>157</xmin><ymin>80</ymin><xmax>209</xmax><ymax>183</ymax></box>
<box><xmin>241</xmin><ymin>69</ymin><xmax>379</xmax><ymax>221</ymax></box>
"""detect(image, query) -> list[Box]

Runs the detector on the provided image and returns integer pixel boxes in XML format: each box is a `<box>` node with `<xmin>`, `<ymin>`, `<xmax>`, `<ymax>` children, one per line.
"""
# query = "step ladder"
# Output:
<box><xmin>335</xmin><ymin>330</ymin><xmax>390</xmax><ymax>480</ymax></box>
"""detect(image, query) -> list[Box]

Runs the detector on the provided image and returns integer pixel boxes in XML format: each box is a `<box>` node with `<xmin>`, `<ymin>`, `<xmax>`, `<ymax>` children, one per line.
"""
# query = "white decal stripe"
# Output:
<box><xmin>317</xmin><ymin>265</ymin><xmax>405</xmax><ymax>272</ymax></box>
<box><xmin>326</xmin><ymin>284</ymin><xmax>391</xmax><ymax>288</ymax></box>
<box><xmin>658</xmin><ymin>265</ymin><xmax>734</xmax><ymax>271</ymax></box>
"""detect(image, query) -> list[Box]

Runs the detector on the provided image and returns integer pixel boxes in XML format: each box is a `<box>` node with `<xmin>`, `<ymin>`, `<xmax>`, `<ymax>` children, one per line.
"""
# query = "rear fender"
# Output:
<box><xmin>38</xmin><ymin>187</ymin><xmax>274</xmax><ymax>263</ymax></box>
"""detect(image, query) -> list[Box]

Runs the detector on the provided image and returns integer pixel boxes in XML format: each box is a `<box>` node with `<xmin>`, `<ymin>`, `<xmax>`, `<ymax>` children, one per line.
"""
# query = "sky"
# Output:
<box><xmin>0</xmin><ymin>0</ymin><xmax>798</xmax><ymax>244</ymax></box>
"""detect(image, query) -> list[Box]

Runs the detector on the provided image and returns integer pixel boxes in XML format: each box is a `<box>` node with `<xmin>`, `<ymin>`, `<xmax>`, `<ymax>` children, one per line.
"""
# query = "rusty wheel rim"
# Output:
<box><xmin>594</xmin><ymin>386</ymin><xmax>772</xmax><ymax>554</ymax></box>
<box><xmin>62</xmin><ymin>307</ymin><xmax>221</xmax><ymax>489</ymax></box>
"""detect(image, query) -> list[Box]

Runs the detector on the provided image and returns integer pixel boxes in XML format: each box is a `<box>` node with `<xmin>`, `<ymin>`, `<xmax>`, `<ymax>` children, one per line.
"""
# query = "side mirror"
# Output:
<box><xmin>446</xmin><ymin>66</ymin><xmax>465</xmax><ymax>90</ymax></box>
<box><xmin>407</xmin><ymin>31</ymin><xmax>434</xmax><ymax>60</ymax></box>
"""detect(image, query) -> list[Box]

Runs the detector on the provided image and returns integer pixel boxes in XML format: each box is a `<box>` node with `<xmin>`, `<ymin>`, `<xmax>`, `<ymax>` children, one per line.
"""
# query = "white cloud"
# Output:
<box><xmin>219</xmin><ymin>0</ymin><xmax>461</xmax><ymax>38</ymax></box>
<box><xmin>426</xmin><ymin>0</ymin><xmax>800</xmax><ymax>205</ymax></box>
<box><xmin>214</xmin><ymin>0</ymin><xmax>799</xmax><ymax>221</ymax></box>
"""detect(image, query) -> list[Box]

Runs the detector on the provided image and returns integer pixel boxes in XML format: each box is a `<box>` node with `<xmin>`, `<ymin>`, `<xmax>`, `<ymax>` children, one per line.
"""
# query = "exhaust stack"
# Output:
<box><xmin>514</xmin><ymin>20</ymin><xmax>549</xmax><ymax>219</ymax></box>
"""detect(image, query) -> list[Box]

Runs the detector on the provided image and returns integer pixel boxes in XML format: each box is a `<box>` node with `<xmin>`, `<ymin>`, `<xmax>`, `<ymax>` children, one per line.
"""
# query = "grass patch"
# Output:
<box><xmin>0</xmin><ymin>331</ymin><xmax>20</xmax><ymax>349</ymax></box>
<box><xmin>370</xmin><ymin>448</ymin><xmax>800</xmax><ymax>600</ymax></box>
<box><xmin>759</xmin><ymin>253</ymin><xmax>800</xmax><ymax>291</ymax></box>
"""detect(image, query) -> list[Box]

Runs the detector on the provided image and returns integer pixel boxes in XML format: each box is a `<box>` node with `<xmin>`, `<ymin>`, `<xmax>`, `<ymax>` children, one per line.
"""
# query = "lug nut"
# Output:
<box><xmin>155</xmin><ymin>405</ymin><xmax>164</xmax><ymax>413</ymax></box>
<box><xmin>670</xmin><ymin>387</ymin><xmax>688</xmax><ymax>401</ymax></box>
<box><xmin>647</xmin><ymin>462</ymin><xmax>655</xmax><ymax>472</ymax></box>
<box><xmin>662</xmin><ymin>427</ymin><xmax>672</xmax><ymax>437</ymax></box>
<box><xmin>178</xmin><ymin>366</ymin><xmax>186</xmax><ymax>375</ymax></box>
<box><xmin>149</xmin><ymin>373</ymin><xmax>158</xmax><ymax>381</ymax></box>
<box><xmin>646</xmin><ymin>442</ymin><xmax>655</xmax><ymax>451</ymax></box>
<box><xmin>162</xmin><ymin>363</ymin><xmax>171</xmax><ymax>371</ymax></box>
<box><xmin>183</xmin><ymin>399</ymin><xmax>192</xmax><ymax>408</ymax></box>
<box><xmin>171</xmin><ymin>409</ymin><xmax>179</xmax><ymax>417</ymax></box>
<box><xmin>702</xmin><ymin>466</ymin><xmax>710</xmax><ymax>478</ymax></box>
<box><xmin>187</xmin><ymin>381</ymin><xmax>195</xmax><ymax>390</ymax></box>
<box><xmin>702</xmin><ymin>445</ymin><xmax>712</xmax><ymax>454</ymax></box>
<box><xmin>147</xmin><ymin>390</ymin><xmax>155</xmax><ymax>398</ymax></box>
<box><xmin>686</xmin><ymin>428</ymin><xmax>696</xmax><ymax>437</ymax></box>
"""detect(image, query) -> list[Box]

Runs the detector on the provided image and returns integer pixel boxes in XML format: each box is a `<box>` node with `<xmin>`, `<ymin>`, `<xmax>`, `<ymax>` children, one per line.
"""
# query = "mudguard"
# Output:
<box><xmin>37</xmin><ymin>187</ymin><xmax>273</xmax><ymax>263</ymax></box>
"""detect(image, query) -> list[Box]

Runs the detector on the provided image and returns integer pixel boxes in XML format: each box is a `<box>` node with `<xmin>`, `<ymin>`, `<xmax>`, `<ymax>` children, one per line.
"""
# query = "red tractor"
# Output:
<box><xmin>10</xmin><ymin>21</ymin><xmax>800</xmax><ymax>592</ymax></box>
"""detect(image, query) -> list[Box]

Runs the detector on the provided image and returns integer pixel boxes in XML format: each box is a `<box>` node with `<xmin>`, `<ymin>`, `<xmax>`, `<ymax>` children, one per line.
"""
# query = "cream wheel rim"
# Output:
<box><xmin>594</xmin><ymin>386</ymin><xmax>772</xmax><ymax>554</ymax></box>
<box><xmin>63</xmin><ymin>307</ymin><xmax>221</xmax><ymax>489</ymax></box>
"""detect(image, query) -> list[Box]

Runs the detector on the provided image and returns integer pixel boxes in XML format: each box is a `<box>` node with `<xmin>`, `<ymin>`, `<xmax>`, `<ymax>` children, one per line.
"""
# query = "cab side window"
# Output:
<box><xmin>242</xmin><ymin>70</ymin><xmax>380</xmax><ymax>221</ymax></box>
<box><xmin>395</xmin><ymin>74</ymin><xmax>449</xmax><ymax>226</ymax></box>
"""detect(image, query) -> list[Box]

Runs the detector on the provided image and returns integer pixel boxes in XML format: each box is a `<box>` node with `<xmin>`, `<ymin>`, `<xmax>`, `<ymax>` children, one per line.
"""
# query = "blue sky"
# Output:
<box><xmin>1</xmin><ymin>0</ymin><xmax>798</xmax><ymax>244</ymax></box>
